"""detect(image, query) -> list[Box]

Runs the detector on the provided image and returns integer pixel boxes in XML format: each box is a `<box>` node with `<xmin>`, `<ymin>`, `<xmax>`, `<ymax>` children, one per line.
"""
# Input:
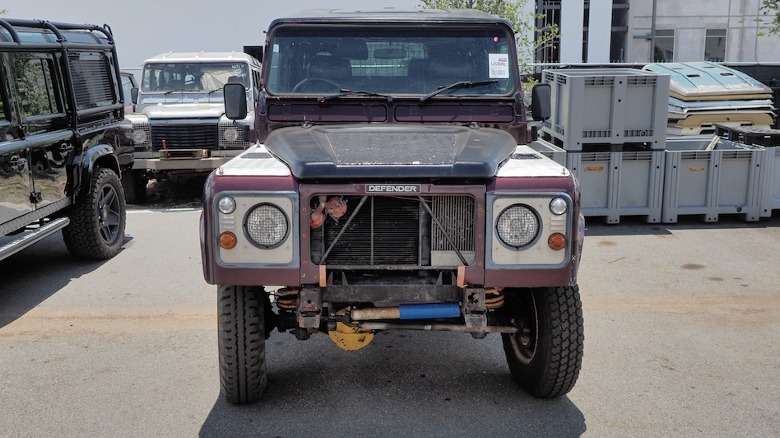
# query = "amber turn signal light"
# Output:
<box><xmin>219</xmin><ymin>231</ymin><xmax>237</xmax><ymax>249</ymax></box>
<box><xmin>548</xmin><ymin>233</ymin><xmax>566</xmax><ymax>251</ymax></box>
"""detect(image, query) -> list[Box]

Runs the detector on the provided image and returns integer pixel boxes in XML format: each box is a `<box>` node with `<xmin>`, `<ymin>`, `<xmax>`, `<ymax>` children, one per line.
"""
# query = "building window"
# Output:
<box><xmin>705</xmin><ymin>29</ymin><xmax>727</xmax><ymax>62</ymax></box>
<box><xmin>653</xmin><ymin>29</ymin><xmax>674</xmax><ymax>62</ymax></box>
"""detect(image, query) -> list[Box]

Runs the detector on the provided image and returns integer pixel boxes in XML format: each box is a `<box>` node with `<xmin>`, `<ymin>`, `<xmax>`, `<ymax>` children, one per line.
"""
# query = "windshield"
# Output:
<box><xmin>141</xmin><ymin>62</ymin><xmax>249</xmax><ymax>93</ymax></box>
<box><xmin>266</xmin><ymin>27</ymin><xmax>515</xmax><ymax>96</ymax></box>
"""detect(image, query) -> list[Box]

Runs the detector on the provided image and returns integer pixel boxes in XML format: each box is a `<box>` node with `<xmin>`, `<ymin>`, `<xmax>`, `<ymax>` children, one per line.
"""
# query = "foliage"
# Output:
<box><xmin>419</xmin><ymin>0</ymin><xmax>559</xmax><ymax>72</ymax></box>
<box><xmin>760</xmin><ymin>0</ymin><xmax>780</xmax><ymax>35</ymax></box>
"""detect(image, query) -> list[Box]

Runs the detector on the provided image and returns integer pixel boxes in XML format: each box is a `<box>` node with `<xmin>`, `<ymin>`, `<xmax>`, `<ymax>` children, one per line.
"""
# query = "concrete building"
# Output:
<box><xmin>523</xmin><ymin>0</ymin><xmax>780</xmax><ymax>64</ymax></box>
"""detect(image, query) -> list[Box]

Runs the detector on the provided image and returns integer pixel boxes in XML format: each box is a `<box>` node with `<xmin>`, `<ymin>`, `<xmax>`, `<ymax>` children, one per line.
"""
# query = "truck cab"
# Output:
<box><xmin>200</xmin><ymin>9</ymin><xmax>584</xmax><ymax>406</ymax></box>
<box><xmin>123</xmin><ymin>51</ymin><xmax>260</xmax><ymax>202</ymax></box>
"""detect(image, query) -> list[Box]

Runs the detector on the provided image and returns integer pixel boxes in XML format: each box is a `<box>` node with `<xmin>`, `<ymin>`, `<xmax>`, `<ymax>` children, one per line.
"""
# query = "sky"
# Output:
<box><xmin>4</xmin><ymin>0</ymin><xmax>421</xmax><ymax>68</ymax></box>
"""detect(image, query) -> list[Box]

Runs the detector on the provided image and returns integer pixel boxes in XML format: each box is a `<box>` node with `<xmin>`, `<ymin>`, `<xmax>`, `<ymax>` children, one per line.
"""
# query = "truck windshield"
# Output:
<box><xmin>266</xmin><ymin>27</ymin><xmax>515</xmax><ymax>96</ymax></box>
<box><xmin>141</xmin><ymin>62</ymin><xmax>250</xmax><ymax>93</ymax></box>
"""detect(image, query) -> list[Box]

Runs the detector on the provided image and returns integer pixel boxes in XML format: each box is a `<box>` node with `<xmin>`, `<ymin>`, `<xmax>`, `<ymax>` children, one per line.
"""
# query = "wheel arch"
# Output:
<box><xmin>75</xmin><ymin>144</ymin><xmax>121</xmax><ymax>199</ymax></box>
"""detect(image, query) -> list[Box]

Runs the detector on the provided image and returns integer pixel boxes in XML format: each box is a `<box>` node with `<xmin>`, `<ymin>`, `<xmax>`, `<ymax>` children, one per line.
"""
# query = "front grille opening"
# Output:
<box><xmin>309</xmin><ymin>194</ymin><xmax>475</xmax><ymax>267</ymax></box>
<box><xmin>150</xmin><ymin>123</ymin><xmax>218</xmax><ymax>150</ymax></box>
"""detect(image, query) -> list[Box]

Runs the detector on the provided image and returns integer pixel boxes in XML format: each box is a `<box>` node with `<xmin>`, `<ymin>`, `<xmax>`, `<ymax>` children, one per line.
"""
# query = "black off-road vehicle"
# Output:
<box><xmin>201</xmin><ymin>9</ymin><xmax>584</xmax><ymax>405</ymax></box>
<box><xmin>0</xmin><ymin>19</ymin><xmax>130</xmax><ymax>262</ymax></box>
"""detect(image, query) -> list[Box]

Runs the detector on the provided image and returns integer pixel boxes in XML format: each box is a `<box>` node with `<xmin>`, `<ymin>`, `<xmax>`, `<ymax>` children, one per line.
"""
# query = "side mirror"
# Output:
<box><xmin>131</xmin><ymin>87</ymin><xmax>139</xmax><ymax>104</ymax></box>
<box><xmin>224</xmin><ymin>83</ymin><xmax>248</xmax><ymax>120</ymax></box>
<box><xmin>530</xmin><ymin>83</ymin><xmax>551</xmax><ymax>121</ymax></box>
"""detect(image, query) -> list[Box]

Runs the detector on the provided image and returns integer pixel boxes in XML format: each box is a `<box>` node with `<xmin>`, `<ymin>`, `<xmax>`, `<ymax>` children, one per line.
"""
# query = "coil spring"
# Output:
<box><xmin>275</xmin><ymin>287</ymin><xmax>299</xmax><ymax>310</ymax></box>
<box><xmin>484</xmin><ymin>288</ymin><xmax>505</xmax><ymax>309</ymax></box>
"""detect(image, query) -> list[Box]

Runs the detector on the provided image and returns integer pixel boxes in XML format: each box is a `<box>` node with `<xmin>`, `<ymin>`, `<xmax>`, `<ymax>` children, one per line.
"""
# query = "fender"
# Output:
<box><xmin>74</xmin><ymin>143</ymin><xmax>120</xmax><ymax>199</ymax></box>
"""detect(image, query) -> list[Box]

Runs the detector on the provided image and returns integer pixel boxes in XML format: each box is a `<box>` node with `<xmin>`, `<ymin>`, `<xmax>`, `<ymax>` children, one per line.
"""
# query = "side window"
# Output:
<box><xmin>0</xmin><ymin>68</ymin><xmax>8</xmax><ymax>122</ymax></box>
<box><xmin>121</xmin><ymin>73</ymin><xmax>135</xmax><ymax>101</ymax></box>
<box><xmin>69</xmin><ymin>51</ymin><xmax>117</xmax><ymax>110</ymax></box>
<box><xmin>12</xmin><ymin>52</ymin><xmax>62</xmax><ymax>117</ymax></box>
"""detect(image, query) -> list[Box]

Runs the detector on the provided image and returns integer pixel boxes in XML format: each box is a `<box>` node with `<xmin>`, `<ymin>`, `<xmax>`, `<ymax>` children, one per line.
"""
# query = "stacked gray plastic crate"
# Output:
<box><xmin>714</xmin><ymin>125</ymin><xmax>780</xmax><ymax>219</ymax></box>
<box><xmin>662</xmin><ymin>136</ymin><xmax>765</xmax><ymax>222</ymax></box>
<box><xmin>537</xmin><ymin>68</ymin><xmax>670</xmax><ymax>224</ymax></box>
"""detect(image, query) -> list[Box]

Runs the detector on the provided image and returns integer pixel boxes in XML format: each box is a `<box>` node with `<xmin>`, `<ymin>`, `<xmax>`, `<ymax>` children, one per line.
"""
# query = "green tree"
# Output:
<box><xmin>760</xmin><ymin>0</ymin><xmax>780</xmax><ymax>35</ymax></box>
<box><xmin>419</xmin><ymin>0</ymin><xmax>559</xmax><ymax>71</ymax></box>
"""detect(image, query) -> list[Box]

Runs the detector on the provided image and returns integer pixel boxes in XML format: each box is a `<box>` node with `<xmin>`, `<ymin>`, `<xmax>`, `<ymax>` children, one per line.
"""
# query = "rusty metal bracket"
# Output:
<box><xmin>462</xmin><ymin>287</ymin><xmax>487</xmax><ymax>338</ymax></box>
<box><xmin>296</xmin><ymin>287</ymin><xmax>322</xmax><ymax>329</ymax></box>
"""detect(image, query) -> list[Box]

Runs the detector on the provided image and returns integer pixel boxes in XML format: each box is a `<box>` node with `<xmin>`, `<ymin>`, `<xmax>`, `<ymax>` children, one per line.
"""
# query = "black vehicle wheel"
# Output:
<box><xmin>501</xmin><ymin>285</ymin><xmax>584</xmax><ymax>399</ymax></box>
<box><xmin>63</xmin><ymin>167</ymin><xmax>126</xmax><ymax>259</ymax></box>
<box><xmin>122</xmin><ymin>170</ymin><xmax>148</xmax><ymax>204</ymax></box>
<box><xmin>218</xmin><ymin>285</ymin><xmax>268</xmax><ymax>404</ymax></box>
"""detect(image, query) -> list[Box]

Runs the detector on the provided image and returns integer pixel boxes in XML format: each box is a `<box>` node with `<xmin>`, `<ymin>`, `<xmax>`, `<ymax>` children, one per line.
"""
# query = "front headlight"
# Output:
<box><xmin>245</xmin><ymin>204</ymin><xmax>288</xmax><ymax>247</ymax></box>
<box><xmin>223</xmin><ymin>127</ymin><xmax>239</xmax><ymax>142</ymax></box>
<box><xmin>132</xmin><ymin>129</ymin><xmax>148</xmax><ymax>144</ymax></box>
<box><xmin>496</xmin><ymin>205</ymin><xmax>539</xmax><ymax>248</ymax></box>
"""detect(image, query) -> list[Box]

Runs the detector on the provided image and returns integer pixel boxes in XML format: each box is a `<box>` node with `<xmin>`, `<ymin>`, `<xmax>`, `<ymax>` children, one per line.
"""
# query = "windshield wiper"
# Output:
<box><xmin>320</xmin><ymin>88</ymin><xmax>392</xmax><ymax>103</ymax></box>
<box><xmin>163</xmin><ymin>88</ymin><xmax>189</xmax><ymax>95</ymax></box>
<box><xmin>419</xmin><ymin>80</ymin><xmax>499</xmax><ymax>102</ymax></box>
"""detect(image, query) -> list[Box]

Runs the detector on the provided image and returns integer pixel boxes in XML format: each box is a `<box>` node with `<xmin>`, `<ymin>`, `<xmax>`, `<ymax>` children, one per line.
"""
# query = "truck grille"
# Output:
<box><xmin>150</xmin><ymin>123</ymin><xmax>218</xmax><ymax>150</ymax></box>
<box><xmin>311</xmin><ymin>195</ymin><xmax>474</xmax><ymax>267</ymax></box>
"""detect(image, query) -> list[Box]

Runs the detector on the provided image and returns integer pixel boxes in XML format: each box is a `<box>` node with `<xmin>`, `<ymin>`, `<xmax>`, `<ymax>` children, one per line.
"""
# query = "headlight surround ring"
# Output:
<box><xmin>495</xmin><ymin>204</ymin><xmax>540</xmax><ymax>248</ymax></box>
<box><xmin>244</xmin><ymin>203</ymin><xmax>289</xmax><ymax>248</ymax></box>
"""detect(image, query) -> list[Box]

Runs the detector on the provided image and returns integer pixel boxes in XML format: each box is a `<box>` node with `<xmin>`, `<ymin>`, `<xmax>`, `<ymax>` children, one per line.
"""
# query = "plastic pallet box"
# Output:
<box><xmin>714</xmin><ymin>124</ymin><xmax>780</xmax><ymax>147</ymax></box>
<box><xmin>757</xmin><ymin>146</ymin><xmax>780</xmax><ymax>217</ymax></box>
<box><xmin>541</xmin><ymin>68</ymin><xmax>670</xmax><ymax>151</ymax></box>
<box><xmin>565</xmin><ymin>149</ymin><xmax>665</xmax><ymax>224</ymax></box>
<box><xmin>662</xmin><ymin>137</ymin><xmax>766</xmax><ymax>223</ymax></box>
<box><xmin>528</xmin><ymin>139</ymin><xmax>566</xmax><ymax>166</ymax></box>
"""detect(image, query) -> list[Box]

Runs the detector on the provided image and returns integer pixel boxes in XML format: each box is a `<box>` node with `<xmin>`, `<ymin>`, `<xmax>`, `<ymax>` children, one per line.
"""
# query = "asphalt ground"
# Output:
<box><xmin>1</xmin><ymin>189</ymin><xmax>778</xmax><ymax>437</ymax></box>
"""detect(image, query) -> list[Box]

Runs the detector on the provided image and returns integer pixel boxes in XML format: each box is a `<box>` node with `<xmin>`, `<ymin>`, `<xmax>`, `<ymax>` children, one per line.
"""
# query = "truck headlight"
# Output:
<box><xmin>496</xmin><ymin>205</ymin><xmax>539</xmax><ymax>248</ymax></box>
<box><xmin>245</xmin><ymin>204</ymin><xmax>288</xmax><ymax>248</ymax></box>
<box><xmin>133</xmin><ymin>129</ymin><xmax>148</xmax><ymax>144</ymax></box>
<box><xmin>549</xmin><ymin>197</ymin><xmax>568</xmax><ymax>215</ymax></box>
<box><xmin>223</xmin><ymin>127</ymin><xmax>239</xmax><ymax>142</ymax></box>
<box><xmin>218</xmin><ymin>196</ymin><xmax>236</xmax><ymax>214</ymax></box>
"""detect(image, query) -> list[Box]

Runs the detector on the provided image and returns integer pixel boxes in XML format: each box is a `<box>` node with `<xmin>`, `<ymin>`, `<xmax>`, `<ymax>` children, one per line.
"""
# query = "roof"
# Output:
<box><xmin>0</xmin><ymin>19</ymin><xmax>112</xmax><ymax>47</ymax></box>
<box><xmin>143</xmin><ymin>51</ymin><xmax>260</xmax><ymax>66</ymax></box>
<box><xmin>269</xmin><ymin>8</ymin><xmax>512</xmax><ymax>28</ymax></box>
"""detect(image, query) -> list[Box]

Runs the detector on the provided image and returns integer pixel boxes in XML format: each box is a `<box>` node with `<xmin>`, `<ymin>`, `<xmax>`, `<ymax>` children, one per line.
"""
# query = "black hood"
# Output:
<box><xmin>263</xmin><ymin>125</ymin><xmax>517</xmax><ymax>179</ymax></box>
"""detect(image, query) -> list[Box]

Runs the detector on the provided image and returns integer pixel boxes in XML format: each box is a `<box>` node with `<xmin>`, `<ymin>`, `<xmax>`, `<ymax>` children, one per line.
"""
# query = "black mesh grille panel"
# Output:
<box><xmin>324</xmin><ymin>197</ymin><xmax>420</xmax><ymax>265</ymax></box>
<box><xmin>314</xmin><ymin>195</ymin><xmax>475</xmax><ymax>267</ymax></box>
<box><xmin>151</xmin><ymin>123</ymin><xmax>218</xmax><ymax>150</ymax></box>
<box><xmin>431</xmin><ymin>196</ymin><xmax>475</xmax><ymax>251</ymax></box>
<box><xmin>69</xmin><ymin>53</ymin><xmax>115</xmax><ymax>109</ymax></box>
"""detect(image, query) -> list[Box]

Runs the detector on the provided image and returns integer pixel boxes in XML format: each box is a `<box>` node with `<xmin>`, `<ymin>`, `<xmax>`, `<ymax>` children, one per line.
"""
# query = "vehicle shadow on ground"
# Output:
<box><xmin>199</xmin><ymin>331</ymin><xmax>587</xmax><ymax>437</ymax></box>
<box><xmin>129</xmin><ymin>175</ymin><xmax>208</xmax><ymax>210</ymax></box>
<box><xmin>585</xmin><ymin>212</ymin><xmax>780</xmax><ymax>237</ymax></box>
<box><xmin>0</xmin><ymin>233</ymin><xmax>131</xmax><ymax>329</ymax></box>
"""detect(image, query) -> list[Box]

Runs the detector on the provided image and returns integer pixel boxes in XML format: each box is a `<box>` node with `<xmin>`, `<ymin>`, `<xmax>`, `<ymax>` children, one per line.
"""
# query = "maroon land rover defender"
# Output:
<box><xmin>200</xmin><ymin>8</ymin><xmax>584</xmax><ymax>405</ymax></box>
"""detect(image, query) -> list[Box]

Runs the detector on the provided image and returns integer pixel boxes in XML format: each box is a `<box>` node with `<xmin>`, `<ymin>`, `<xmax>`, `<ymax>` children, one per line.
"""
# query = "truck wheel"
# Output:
<box><xmin>218</xmin><ymin>285</ymin><xmax>268</xmax><ymax>404</ymax></box>
<box><xmin>63</xmin><ymin>167</ymin><xmax>126</xmax><ymax>259</ymax></box>
<box><xmin>122</xmin><ymin>170</ymin><xmax>147</xmax><ymax>204</ymax></box>
<box><xmin>502</xmin><ymin>286</ymin><xmax>584</xmax><ymax>398</ymax></box>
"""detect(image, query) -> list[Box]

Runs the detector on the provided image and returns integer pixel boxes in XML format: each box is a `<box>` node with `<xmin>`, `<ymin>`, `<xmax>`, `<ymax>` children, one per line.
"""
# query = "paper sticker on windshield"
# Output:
<box><xmin>489</xmin><ymin>53</ymin><xmax>510</xmax><ymax>79</ymax></box>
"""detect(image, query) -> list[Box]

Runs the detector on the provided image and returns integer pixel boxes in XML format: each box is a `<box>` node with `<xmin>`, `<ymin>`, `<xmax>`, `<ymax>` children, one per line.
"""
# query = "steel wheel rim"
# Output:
<box><xmin>98</xmin><ymin>183</ymin><xmax>121</xmax><ymax>244</ymax></box>
<box><xmin>510</xmin><ymin>293</ymin><xmax>538</xmax><ymax>365</ymax></box>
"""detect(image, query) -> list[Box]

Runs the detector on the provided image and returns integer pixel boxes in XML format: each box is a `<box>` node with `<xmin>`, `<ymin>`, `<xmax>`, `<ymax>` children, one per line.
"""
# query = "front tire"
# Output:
<box><xmin>218</xmin><ymin>285</ymin><xmax>268</xmax><ymax>404</ymax></box>
<box><xmin>63</xmin><ymin>168</ymin><xmax>126</xmax><ymax>259</ymax></box>
<box><xmin>502</xmin><ymin>286</ymin><xmax>584</xmax><ymax>398</ymax></box>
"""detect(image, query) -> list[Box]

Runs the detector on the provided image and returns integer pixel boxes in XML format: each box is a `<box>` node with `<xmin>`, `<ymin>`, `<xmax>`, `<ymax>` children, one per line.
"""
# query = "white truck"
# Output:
<box><xmin>124</xmin><ymin>51</ymin><xmax>261</xmax><ymax>202</ymax></box>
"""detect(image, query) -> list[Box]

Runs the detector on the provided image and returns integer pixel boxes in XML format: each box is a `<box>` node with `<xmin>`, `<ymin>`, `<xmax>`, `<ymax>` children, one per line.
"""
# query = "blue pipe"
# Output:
<box><xmin>398</xmin><ymin>303</ymin><xmax>460</xmax><ymax>320</ymax></box>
